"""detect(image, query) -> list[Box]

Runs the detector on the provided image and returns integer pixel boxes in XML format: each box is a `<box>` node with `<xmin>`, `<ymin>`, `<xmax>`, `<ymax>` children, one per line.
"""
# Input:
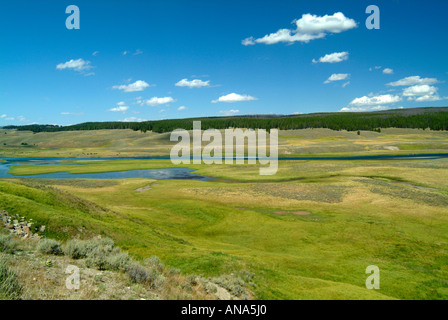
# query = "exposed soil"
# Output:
<box><xmin>135</xmin><ymin>186</ymin><xmax>152</xmax><ymax>193</ymax></box>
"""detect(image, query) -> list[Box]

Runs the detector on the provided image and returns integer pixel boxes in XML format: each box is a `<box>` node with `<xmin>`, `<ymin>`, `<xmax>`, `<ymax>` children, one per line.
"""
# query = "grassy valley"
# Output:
<box><xmin>1</xmin><ymin>112</ymin><xmax>448</xmax><ymax>300</ymax></box>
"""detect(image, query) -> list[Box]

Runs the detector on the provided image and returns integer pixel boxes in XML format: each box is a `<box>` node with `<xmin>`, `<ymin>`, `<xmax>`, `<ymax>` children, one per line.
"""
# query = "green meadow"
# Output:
<box><xmin>2</xmin><ymin>127</ymin><xmax>448</xmax><ymax>158</ymax></box>
<box><xmin>1</xmin><ymin>128</ymin><xmax>448</xmax><ymax>299</ymax></box>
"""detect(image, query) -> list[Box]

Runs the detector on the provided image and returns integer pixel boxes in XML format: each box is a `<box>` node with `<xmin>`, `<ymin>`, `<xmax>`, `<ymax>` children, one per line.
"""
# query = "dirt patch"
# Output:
<box><xmin>136</xmin><ymin>186</ymin><xmax>152</xmax><ymax>193</ymax></box>
<box><xmin>383</xmin><ymin>146</ymin><xmax>400</xmax><ymax>151</ymax></box>
<box><xmin>274</xmin><ymin>210</ymin><xmax>311</xmax><ymax>216</ymax></box>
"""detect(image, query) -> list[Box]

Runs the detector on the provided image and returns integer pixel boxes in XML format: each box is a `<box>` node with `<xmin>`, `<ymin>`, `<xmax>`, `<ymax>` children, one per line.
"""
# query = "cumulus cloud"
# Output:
<box><xmin>387</xmin><ymin>76</ymin><xmax>440</xmax><ymax>87</ymax></box>
<box><xmin>212</xmin><ymin>93</ymin><xmax>258</xmax><ymax>103</ymax></box>
<box><xmin>219</xmin><ymin>109</ymin><xmax>240</xmax><ymax>116</ymax></box>
<box><xmin>144</xmin><ymin>97</ymin><xmax>175</xmax><ymax>106</ymax></box>
<box><xmin>177</xmin><ymin>106</ymin><xmax>187</xmax><ymax>111</ymax></box>
<box><xmin>109</xmin><ymin>106</ymin><xmax>129</xmax><ymax>112</ymax></box>
<box><xmin>402</xmin><ymin>85</ymin><xmax>445</xmax><ymax>102</ymax></box>
<box><xmin>242</xmin><ymin>12</ymin><xmax>357</xmax><ymax>45</ymax></box>
<box><xmin>112</xmin><ymin>80</ymin><xmax>151</xmax><ymax>92</ymax></box>
<box><xmin>108</xmin><ymin>101</ymin><xmax>130</xmax><ymax>112</ymax></box>
<box><xmin>403</xmin><ymin>85</ymin><xmax>437</xmax><ymax>98</ymax></box>
<box><xmin>313</xmin><ymin>51</ymin><xmax>348</xmax><ymax>63</ymax></box>
<box><xmin>56</xmin><ymin>59</ymin><xmax>93</xmax><ymax>73</ymax></box>
<box><xmin>383</xmin><ymin>68</ymin><xmax>394</xmax><ymax>74</ymax></box>
<box><xmin>324</xmin><ymin>73</ymin><xmax>350</xmax><ymax>84</ymax></box>
<box><xmin>348</xmin><ymin>94</ymin><xmax>402</xmax><ymax>107</ymax></box>
<box><xmin>175</xmin><ymin>78</ymin><xmax>210</xmax><ymax>88</ymax></box>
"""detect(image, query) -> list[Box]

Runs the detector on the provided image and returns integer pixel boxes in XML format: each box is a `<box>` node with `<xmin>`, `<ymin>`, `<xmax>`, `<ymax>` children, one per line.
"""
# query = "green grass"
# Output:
<box><xmin>1</xmin><ymin>127</ymin><xmax>448</xmax><ymax>299</ymax></box>
<box><xmin>1</xmin><ymin>156</ymin><xmax>448</xmax><ymax>299</ymax></box>
<box><xmin>1</xmin><ymin>127</ymin><xmax>448</xmax><ymax>158</ymax></box>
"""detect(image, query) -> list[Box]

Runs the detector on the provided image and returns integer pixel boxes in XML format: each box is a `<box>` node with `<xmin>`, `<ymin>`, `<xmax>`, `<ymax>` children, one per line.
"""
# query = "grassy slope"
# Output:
<box><xmin>2</xmin><ymin>158</ymin><xmax>448</xmax><ymax>299</ymax></box>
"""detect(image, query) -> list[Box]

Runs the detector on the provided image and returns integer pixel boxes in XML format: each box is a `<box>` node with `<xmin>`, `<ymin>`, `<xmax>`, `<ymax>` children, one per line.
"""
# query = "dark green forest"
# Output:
<box><xmin>3</xmin><ymin>107</ymin><xmax>448</xmax><ymax>133</ymax></box>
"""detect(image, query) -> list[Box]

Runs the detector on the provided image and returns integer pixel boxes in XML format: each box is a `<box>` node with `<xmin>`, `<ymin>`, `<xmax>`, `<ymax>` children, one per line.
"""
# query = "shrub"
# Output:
<box><xmin>0</xmin><ymin>235</ymin><xmax>19</xmax><ymax>254</ymax></box>
<box><xmin>37</xmin><ymin>239</ymin><xmax>63</xmax><ymax>255</ymax></box>
<box><xmin>211</xmin><ymin>275</ymin><xmax>247</xmax><ymax>298</ymax></box>
<box><xmin>63</xmin><ymin>239</ymin><xmax>92</xmax><ymax>259</ymax></box>
<box><xmin>126</xmin><ymin>262</ymin><xmax>158</xmax><ymax>284</ymax></box>
<box><xmin>125</xmin><ymin>262</ymin><xmax>165</xmax><ymax>288</ymax></box>
<box><xmin>64</xmin><ymin>238</ymin><xmax>130</xmax><ymax>271</ymax></box>
<box><xmin>86</xmin><ymin>239</ymin><xmax>119</xmax><ymax>270</ymax></box>
<box><xmin>104</xmin><ymin>252</ymin><xmax>130</xmax><ymax>271</ymax></box>
<box><xmin>144</xmin><ymin>256</ymin><xmax>164</xmax><ymax>273</ymax></box>
<box><xmin>65</xmin><ymin>238</ymin><xmax>117</xmax><ymax>260</ymax></box>
<box><xmin>0</xmin><ymin>255</ymin><xmax>23</xmax><ymax>300</ymax></box>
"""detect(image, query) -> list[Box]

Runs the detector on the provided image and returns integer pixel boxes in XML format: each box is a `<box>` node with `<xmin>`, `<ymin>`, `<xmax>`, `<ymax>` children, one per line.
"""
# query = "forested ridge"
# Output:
<box><xmin>3</xmin><ymin>107</ymin><xmax>448</xmax><ymax>133</ymax></box>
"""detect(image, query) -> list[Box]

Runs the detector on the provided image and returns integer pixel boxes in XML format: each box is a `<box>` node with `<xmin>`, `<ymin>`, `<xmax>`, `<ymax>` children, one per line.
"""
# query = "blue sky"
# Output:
<box><xmin>1</xmin><ymin>0</ymin><xmax>447</xmax><ymax>126</ymax></box>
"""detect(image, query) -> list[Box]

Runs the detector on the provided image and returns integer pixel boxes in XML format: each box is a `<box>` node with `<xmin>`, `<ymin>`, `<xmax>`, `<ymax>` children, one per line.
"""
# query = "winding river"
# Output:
<box><xmin>0</xmin><ymin>154</ymin><xmax>447</xmax><ymax>180</ymax></box>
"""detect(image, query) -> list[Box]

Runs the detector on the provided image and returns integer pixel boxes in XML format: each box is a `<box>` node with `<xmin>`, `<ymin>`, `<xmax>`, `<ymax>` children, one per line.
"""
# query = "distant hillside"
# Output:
<box><xmin>3</xmin><ymin>107</ymin><xmax>448</xmax><ymax>133</ymax></box>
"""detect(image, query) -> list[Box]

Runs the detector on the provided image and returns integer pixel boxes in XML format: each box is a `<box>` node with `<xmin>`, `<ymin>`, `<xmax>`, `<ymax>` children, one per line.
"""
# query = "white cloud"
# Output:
<box><xmin>348</xmin><ymin>94</ymin><xmax>402</xmax><ymax>107</ymax></box>
<box><xmin>177</xmin><ymin>106</ymin><xmax>187</xmax><ymax>111</ymax></box>
<box><xmin>402</xmin><ymin>85</ymin><xmax>445</xmax><ymax>102</ymax></box>
<box><xmin>414</xmin><ymin>95</ymin><xmax>444</xmax><ymax>102</ymax></box>
<box><xmin>175</xmin><ymin>78</ymin><xmax>210</xmax><ymax>88</ymax></box>
<box><xmin>340</xmin><ymin>105</ymin><xmax>391</xmax><ymax>112</ymax></box>
<box><xmin>342</xmin><ymin>81</ymin><xmax>350</xmax><ymax>88</ymax></box>
<box><xmin>144</xmin><ymin>97</ymin><xmax>175</xmax><ymax>106</ymax></box>
<box><xmin>387</xmin><ymin>76</ymin><xmax>439</xmax><ymax>87</ymax></box>
<box><xmin>133</xmin><ymin>49</ymin><xmax>143</xmax><ymax>55</ymax></box>
<box><xmin>242</xmin><ymin>37</ymin><xmax>255</xmax><ymax>46</ymax></box>
<box><xmin>1</xmin><ymin>114</ymin><xmax>16</xmax><ymax>121</ymax></box>
<box><xmin>109</xmin><ymin>106</ymin><xmax>129</xmax><ymax>112</ymax></box>
<box><xmin>212</xmin><ymin>93</ymin><xmax>258</xmax><ymax>103</ymax></box>
<box><xmin>313</xmin><ymin>51</ymin><xmax>348</xmax><ymax>63</ymax></box>
<box><xmin>383</xmin><ymin>68</ymin><xmax>394</xmax><ymax>74</ymax></box>
<box><xmin>219</xmin><ymin>109</ymin><xmax>240</xmax><ymax>116</ymax></box>
<box><xmin>117</xmin><ymin>101</ymin><xmax>126</xmax><ymax>106</ymax></box>
<box><xmin>92</xmin><ymin>51</ymin><xmax>99</xmax><ymax>56</ymax></box>
<box><xmin>56</xmin><ymin>59</ymin><xmax>93</xmax><ymax>73</ymax></box>
<box><xmin>403</xmin><ymin>85</ymin><xmax>437</xmax><ymax>98</ymax></box>
<box><xmin>243</xmin><ymin>12</ymin><xmax>357</xmax><ymax>45</ymax></box>
<box><xmin>112</xmin><ymin>80</ymin><xmax>151</xmax><ymax>92</ymax></box>
<box><xmin>122</xmin><ymin>117</ymin><xmax>146</xmax><ymax>122</ymax></box>
<box><xmin>324</xmin><ymin>73</ymin><xmax>350</xmax><ymax>84</ymax></box>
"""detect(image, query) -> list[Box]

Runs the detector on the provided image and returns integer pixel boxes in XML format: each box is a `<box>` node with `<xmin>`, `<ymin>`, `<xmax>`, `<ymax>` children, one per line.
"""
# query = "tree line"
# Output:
<box><xmin>3</xmin><ymin>110</ymin><xmax>448</xmax><ymax>133</ymax></box>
